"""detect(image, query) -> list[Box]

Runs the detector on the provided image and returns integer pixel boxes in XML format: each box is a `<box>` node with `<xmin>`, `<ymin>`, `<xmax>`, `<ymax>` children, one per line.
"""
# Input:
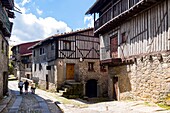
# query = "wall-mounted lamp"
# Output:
<box><xmin>79</xmin><ymin>57</ymin><xmax>83</xmax><ymax>62</ymax></box>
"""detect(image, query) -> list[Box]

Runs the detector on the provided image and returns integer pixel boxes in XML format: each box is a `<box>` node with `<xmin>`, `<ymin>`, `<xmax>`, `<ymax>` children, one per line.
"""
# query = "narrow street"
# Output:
<box><xmin>2</xmin><ymin>80</ymin><xmax>62</xmax><ymax>113</ymax></box>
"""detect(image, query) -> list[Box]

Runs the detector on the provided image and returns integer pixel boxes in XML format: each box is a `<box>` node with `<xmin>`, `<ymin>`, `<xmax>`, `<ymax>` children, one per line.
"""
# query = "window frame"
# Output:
<box><xmin>88</xmin><ymin>62</ymin><xmax>94</xmax><ymax>71</ymax></box>
<box><xmin>63</xmin><ymin>40</ymin><xmax>71</xmax><ymax>51</ymax></box>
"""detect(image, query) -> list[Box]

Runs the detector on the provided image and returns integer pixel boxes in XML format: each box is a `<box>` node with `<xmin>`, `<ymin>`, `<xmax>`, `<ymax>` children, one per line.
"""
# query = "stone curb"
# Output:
<box><xmin>55</xmin><ymin>102</ymin><xmax>67</xmax><ymax>113</ymax></box>
<box><xmin>0</xmin><ymin>89</ymin><xmax>12</xmax><ymax>112</ymax></box>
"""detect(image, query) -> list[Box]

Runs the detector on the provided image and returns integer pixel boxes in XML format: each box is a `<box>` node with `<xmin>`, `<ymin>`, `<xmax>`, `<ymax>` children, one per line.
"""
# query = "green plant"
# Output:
<box><xmin>158</xmin><ymin>103</ymin><xmax>170</xmax><ymax>110</ymax></box>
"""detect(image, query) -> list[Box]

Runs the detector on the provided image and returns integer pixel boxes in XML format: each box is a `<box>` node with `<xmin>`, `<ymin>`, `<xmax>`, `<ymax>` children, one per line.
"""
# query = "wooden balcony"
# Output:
<box><xmin>94</xmin><ymin>0</ymin><xmax>160</xmax><ymax>34</ymax></box>
<box><xmin>100</xmin><ymin>45</ymin><xmax>122</xmax><ymax>66</ymax></box>
<box><xmin>1</xmin><ymin>0</ymin><xmax>14</xmax><ymax>10</ymax></box>
<box><xmin>100</xmin><ymin>45</ymin><xmax>134</xmax><ymax>66</ymax></box>
<box><xmin>21</xmin><ymin>58</ymin><xmax>32</xmax><ymax>64</ymax></box>
<box><xmin>0</xmin><ymin>4</ymin><xmax>13</xmax><ymax>37</ymax></box>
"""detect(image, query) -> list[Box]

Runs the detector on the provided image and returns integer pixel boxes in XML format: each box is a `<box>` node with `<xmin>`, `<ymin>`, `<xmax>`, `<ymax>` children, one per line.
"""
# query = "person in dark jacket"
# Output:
<box><xmin>24</xmin><ymin>80</ymin><xmax>29</xmax><ymax>94</ymax></box>
<box><xmin>18</xmin><ymin>81</ymin><xmax>24</xmax><ymax>94</ymax></box>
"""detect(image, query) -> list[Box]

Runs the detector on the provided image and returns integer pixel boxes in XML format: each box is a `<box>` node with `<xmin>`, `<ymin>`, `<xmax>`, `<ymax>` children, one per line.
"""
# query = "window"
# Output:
<box><xmin>46</xmin><ymin>66</ymin><xmax>51</xmax><ymax>70</ymax></box>
<box><xmin>63</xmin><ymin>41</ymin><xmax>71</xmax><ymax>50</ymax></box>
<box><xmin>88</xmin><ymin>62</ymin><xmax>94</xmax><ymax>71</ymax></box>
<box><xmin>25</xmin><ymin>64</ymin><xmax>29</xmax><ymax>68</ymax></box>
<box><xmin>2</xmin><ymin>40</ymin><xmax>4</xmax><ymax>53</ymax></box>
<box><xmin>34</xmin><ymin>64</ymin><xmax>36</xmax><ymax>71</ymax></box>
<box><xmin>100</xmin><ymin>65</ymin><xmax>107</xmax><ymax>72</ymax></box>
<box><xmin>33</xmin><ymin>50</ymin><xmax>35</xmax><ymax>57</ymax></box>
<box><xmin>51</xmin><ymin>43</ymin><xmax>55</xmax><ymax>50</ymax></box>
<box><xmin>121</xmin><ymin>32</ymin><xmax>127</xmax><ymax>44</ymax></box>
<box><xmin>40</xmin><ymin>48</ymin><xmax>45</xmax><ymax>55</ymax></box>
<box><xmin>6</xmin><ymin>45</ymin><xmax>8</xmax><ymax>56</ymax></box>
<box><xmin>39</xmin><ymin>63</ymin><xmax>42</xmax><ymax>70</ymax></box>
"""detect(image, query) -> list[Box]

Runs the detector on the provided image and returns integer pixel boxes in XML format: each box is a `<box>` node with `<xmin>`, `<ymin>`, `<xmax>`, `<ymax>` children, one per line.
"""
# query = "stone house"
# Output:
<box><xmin>86</xmin><ymin>0</ymin><xmax>170</xmax><ymax>102</ymax></box>
<box><xmin>0</xmin><ymin>0</ymin><xmax>15</xmax><ymax>97</ymax></box>
<box><xmin>29</xmin><ymin>28</ymin><xmax>108</xmax><ymax>98</ymax></box>
<box><xmin>11</xmin><ymin>41</ymin><xmax>40</xmax><ymax>80</ymax></box>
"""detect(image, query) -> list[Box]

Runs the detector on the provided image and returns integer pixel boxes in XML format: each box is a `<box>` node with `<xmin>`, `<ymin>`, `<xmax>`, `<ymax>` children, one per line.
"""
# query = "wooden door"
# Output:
<box><xmin>66</xmin><ymin>64</ymin><xmax>75</xmax><ymax>80</ymax></box>
<box><xmin>110</xmin><ymin>35</ymin><xmax>118</xmax><ymax>58</ymax></box>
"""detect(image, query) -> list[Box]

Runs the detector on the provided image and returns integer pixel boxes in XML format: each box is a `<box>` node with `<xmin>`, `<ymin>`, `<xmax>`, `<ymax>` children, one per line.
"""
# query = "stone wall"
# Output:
<box><xmin>0</xmin><ymin>34</ymin><xmax>8</xmax><ymax>98</ymax></box>
<box><xmin>108</xmin><ymin>52</ymin><xmax>170</xmax><ymax>102</ymax></box>
<box><xmin>38</xmin><ymin>79</ymin><xmax>56</xmax><ymax>92</ymax></box>
<box><xmin>78</xmin><ymin>59</ymin><xmax>108</xmax><ymax>97</ymax></box>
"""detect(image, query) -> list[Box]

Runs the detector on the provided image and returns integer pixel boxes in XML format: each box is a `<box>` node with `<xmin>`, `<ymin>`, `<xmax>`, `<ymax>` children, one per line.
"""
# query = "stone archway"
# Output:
<box><xmin>85</xmin><ymin>79</ymin><xmax>97</xmax><ymax>98</ymax></box>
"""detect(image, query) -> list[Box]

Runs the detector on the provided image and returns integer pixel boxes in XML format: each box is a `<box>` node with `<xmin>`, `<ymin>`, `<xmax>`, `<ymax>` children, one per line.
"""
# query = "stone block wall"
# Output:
<box><xmin>0</xmin><ymin>34</ymin><xmax>8</xmax><ymax>98</ymax></box>
<box><xmin>108</xmin><ymin>53</ymin><xmax>170</xmax><ymax>102</ymax></box>
<box><xmin>78</xmin><ymin>59</ymin><xmax>108</xmax><ymax>97</ymax></box>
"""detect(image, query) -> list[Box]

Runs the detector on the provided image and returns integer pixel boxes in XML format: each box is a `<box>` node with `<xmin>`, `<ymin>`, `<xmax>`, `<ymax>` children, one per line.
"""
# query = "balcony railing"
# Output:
<box><xmin>100</xmin><ymin>45</ymin><xmax>111</xmax><ymax>61</ymax></box>
<box><xmin>101</xmin><ymin>44</ymin><xmax>119</xmax><ymax>61</ymax></box>
<box><xmin>21</xmin><ymin>59</ymin><xmax>32</xmax><ymax>64</ymax></box>
<box><xmin>94</xmin><ymin>0</ymin><xmax>143</xmax><ymax>30</ymax></box>
<box><xmin>0</xmin><ymin>4</ymin><xmax>12</xmax><ymax>36</ymax></box>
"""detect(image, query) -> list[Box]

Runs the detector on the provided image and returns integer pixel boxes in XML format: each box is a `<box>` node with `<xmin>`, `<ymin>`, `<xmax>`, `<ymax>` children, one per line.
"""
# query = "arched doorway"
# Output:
<box><xmin>86</xmin><ymin>79</ymin><xmax>97</xmax><ymax>98</ymax></box>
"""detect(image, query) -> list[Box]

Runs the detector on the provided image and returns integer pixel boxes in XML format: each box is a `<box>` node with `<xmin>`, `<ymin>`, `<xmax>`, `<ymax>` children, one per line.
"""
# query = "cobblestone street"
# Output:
<box><xmin>2</xmin><ymin>80</ymin><xmax>62</xmax><ymax>113</ymax></box>
<box><xmin>1</xmin><ymin>80</ymin><xmax>170</xmax><ymax>113</ymax></box>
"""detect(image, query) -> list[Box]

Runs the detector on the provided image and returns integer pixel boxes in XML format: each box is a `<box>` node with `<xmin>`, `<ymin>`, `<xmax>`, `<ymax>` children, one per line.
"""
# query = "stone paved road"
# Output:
<box><xmin>2</xmin><ymin>80</ymin><xmax>62</xmax><ymax>113</ymax></box>
<box><xmin>3</xmin><ymin>80</ymin><xmax>170</xmax><ymax>113</ymax></box>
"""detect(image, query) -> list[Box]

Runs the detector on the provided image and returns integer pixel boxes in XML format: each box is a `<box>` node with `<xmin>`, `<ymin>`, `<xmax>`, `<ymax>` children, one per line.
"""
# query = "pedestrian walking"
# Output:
<box><xmin>31</xmin><ymin>82</ymin><xmax>36</xmax><ymax>94</ymax></box>
<box><xmin>18</xmin><ymin>81</ymin><xmax>24</xmax><ymax>94</ymax></box>
<box><xmin>24</xmin><ymin>80</ymin><xmax>29</xmax><ymax>94</ymax></box>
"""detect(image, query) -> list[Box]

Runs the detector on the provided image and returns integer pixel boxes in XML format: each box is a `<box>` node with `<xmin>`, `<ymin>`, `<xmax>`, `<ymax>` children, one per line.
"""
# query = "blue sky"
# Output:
<box><xmin>10</xmin><ymin>0</ymin><xmax>95</xmax><ymax>45</ymax></box>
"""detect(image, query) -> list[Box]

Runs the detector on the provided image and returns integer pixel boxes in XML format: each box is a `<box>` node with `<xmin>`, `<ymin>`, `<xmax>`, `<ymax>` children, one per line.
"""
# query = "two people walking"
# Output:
<box><xmin>18</xmin><ymin>80</ymin><xmax>36</xmax><ymax>94</ymax></box>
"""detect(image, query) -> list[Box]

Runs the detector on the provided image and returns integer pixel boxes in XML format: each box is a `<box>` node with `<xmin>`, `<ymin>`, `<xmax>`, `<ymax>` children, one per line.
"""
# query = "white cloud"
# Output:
<box><xmin>36</xmin><ymin>8</ymin><xmax>43</xmax><ymax>15</ymax></box>
<box><xmin>21</xmin><ymin>0</ymin><xmax>31</xmax><ymax>6</ymax></box>
<box><xmin>10</xmin><ymin>3</ymin><xmax>71</xmax><ymax>45</ymax></box>
<box><xmin>84</xmin><ymin>15</ymin><xmax>94</xmax><ymax>28</ymax></box>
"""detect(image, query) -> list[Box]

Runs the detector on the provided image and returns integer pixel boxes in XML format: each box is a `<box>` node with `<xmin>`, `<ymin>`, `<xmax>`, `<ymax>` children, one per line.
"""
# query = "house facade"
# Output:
<box><xmin>0</xmin><ymin>0</ymin><xmax>15</xmax><ymax>97</ymax></box>
<box><xmin>87</xmin><ymin>0</ymin><xmax>170</xmax><ymax>102</ymax></box>
<box><xmin>11</xmin><ymin>41</ymin><xmax>40</xmax><ymax>80</ymax></box>
<box><xmin>30</xmin><ymin>28</ymin><xmax>108</xmax><ymax>98</ymax></box>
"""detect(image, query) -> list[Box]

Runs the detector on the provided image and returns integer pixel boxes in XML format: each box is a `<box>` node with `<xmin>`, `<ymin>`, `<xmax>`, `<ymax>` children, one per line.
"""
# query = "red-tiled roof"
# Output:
<box><xmin>12</xmin><ymin>41</ymin><xmax>40</xmax><ymax>55</ymax></box>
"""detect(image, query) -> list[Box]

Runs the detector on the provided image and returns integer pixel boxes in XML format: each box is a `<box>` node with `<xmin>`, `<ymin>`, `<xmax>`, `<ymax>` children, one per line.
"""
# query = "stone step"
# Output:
<box><xmin>65</xmin><ymin>80</ymin><xmax>81</xmax><ymax>85</ymax></box>
<box><xmin>59</xmin><ymin>90</ymin><xmax>66</xmax><ymax>95</ymax></box>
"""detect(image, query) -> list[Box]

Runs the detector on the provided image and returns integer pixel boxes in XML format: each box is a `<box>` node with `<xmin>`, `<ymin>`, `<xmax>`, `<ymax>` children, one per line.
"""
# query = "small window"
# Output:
<box><xmin>34</xmin><ymin>64</ymin><xmax>36</xmax><ymax>71</ymax></box>
<box><xmin>100</xmin><ymin>65</ymin><xmax>106</xmax><ymax>72</ymax></box>
<box><xmin>33</xmin><ymin>50</ymin><xmax>35</xmax><ymax>57</ymax></box>
<box><xmin>63</xmin><ymin>41</ymin><xmax>71</xmax><ymax>50</ymax></box>
<box><xmin>40</xmin><ymin>48</ymin><xmax>45</xmax><ymax>55</ymax></box>
<box><xmin>46</xmin><ymin>66</ymin><xmax>51</xmax><ymax>70</ymax></box>
<box><xmin>121</xmin><ymin>32</ymin><xmax>127</xmax><ymax>44</ymax></box>
<box><xmin>6</xmin><ymin>45</ymin><xmax>8</xmax><ymax>56</ymax></box>
<box><xmin>51</xmin><ymin>43</ymin><xmax>55</xmax><ymax>50</ymax></box>
<box><xmin>25</xmin><ymin>64</ymin><xmax>29</xmax><ymax>68</ymax></box>
<box><xmin>88</xmin><ymin>62</ymin><xmax>94</xmax><ymax>71</ymax></box>
<box><xmin>39</xmin><ymin>63</ymin><xmax>42</xmax><ymax>70</ymax></box>
<box><xmin>2</xmin><ymin>40</ymin><xmax>4</xmax><ymax>53</ymax></box>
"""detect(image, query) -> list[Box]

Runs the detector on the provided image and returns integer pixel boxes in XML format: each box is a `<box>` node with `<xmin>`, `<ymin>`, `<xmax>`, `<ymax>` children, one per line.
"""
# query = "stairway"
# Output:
<box><xmin>59</xmin><ymin>80</ymin><xmax>83</xmax><ymax>98</ymax></box>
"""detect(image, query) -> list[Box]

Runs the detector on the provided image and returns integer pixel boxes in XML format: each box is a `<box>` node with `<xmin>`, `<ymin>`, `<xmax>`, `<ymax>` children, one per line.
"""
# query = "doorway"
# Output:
<box><xmin>46</xmin><ymin>74</ymin><xmax>49</xmax><ymax>90</ymax></box>
<box><xmin>3</xmin><ymin>72</ymin><xmax>8</xmax><ymax>96</ymax></box>
<box><xmin>113</xmin><ymin>77</ymin><xmax>118</xmax><ymax>100</ymax></box>
<box><xmin>86</xmin><ymin>79</ymin><xmax>97</xmax><ymax>98</ymax></box>
<box><xmin>26</xmin><ymin>74</ymin><xmax>30</xmax><ymax>79</ymax></box>
<box><xmin>66</xmin><ymin>64</ymin><xmax>75</xmax><ymax>80</ymax></box>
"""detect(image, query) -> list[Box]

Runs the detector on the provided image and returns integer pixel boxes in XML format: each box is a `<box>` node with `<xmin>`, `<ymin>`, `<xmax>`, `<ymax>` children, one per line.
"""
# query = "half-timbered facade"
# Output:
<box><xmin>0</xmin><ymin>0</ymin><xmax>15</xmax><ymax>98</ymax></box>
<box><xmin>87</xmin><ymin>0</ymin><xmax>170</xmax><ymax>102</ymax></box>
<box><xmin>30</xmin><ymin>28</ymin><xmax>108</xmax><ymax>98</ymax></box>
